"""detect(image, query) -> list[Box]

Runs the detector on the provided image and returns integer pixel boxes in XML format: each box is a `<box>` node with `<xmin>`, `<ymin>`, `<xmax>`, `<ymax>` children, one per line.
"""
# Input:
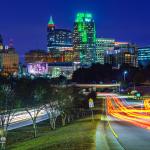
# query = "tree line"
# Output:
<box><xmin>72</xmin><ymin>63</ymin><xmax>150</xmax><ymax>84</ymax></box>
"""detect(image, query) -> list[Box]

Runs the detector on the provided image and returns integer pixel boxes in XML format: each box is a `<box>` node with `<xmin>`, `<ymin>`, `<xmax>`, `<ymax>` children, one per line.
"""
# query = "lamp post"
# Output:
<box><xmin>123</xmin><ymin>70</ymin><xmax>128</xmax><ymax>81</ymax></box>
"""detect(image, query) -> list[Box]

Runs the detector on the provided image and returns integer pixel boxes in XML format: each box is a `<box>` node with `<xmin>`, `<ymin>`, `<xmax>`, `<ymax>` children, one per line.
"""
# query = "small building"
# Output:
<box><xmin>48</xmin><ymin>62</ymin><xmax>80</xmax><ymax>79</ymax></box>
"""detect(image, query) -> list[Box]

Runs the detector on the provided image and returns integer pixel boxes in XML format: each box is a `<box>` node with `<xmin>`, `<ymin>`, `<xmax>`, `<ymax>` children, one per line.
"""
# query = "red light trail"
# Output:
<box><xmin>106</xmin><ymin>96</ymin><xmax>150</xmax><ymax>130</ymax></box>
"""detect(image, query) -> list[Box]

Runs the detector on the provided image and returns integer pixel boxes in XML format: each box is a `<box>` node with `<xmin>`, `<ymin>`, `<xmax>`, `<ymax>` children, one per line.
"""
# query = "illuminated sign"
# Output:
<box><xmin>27</xmin><ymin>63</ymin><xmax>48</xmax><ymax>75</ymax></box>
<box><xmin>89</xmin><ymin>98</ymin><xmax>94</xmax><ymax>108</ymax></box>
<box><xmin>136</xmin><ymin>92</ymin><xmax>141</xmax><ymax>97</ymax></box>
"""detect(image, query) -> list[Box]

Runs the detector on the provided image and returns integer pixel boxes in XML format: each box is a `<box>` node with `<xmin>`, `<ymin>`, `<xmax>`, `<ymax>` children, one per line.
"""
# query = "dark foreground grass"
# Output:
<box><xmin>7</xmin><ymin>115</ymin><xmax>100</xmax><ymax>150</ymax></box>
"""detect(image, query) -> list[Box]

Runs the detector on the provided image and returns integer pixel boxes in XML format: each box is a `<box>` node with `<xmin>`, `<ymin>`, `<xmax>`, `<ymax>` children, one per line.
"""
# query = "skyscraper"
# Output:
<box><xmin>47</xmin><ymin>16</ymin><xmax>72</xmax><ymax>52</ymax></box>
<box><xmin>73</xmin><ymin>13</ymin><xmax>96</xmax><ymax>66</ymax></box>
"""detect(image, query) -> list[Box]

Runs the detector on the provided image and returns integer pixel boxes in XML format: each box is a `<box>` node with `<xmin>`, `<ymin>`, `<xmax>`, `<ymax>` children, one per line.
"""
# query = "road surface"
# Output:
<box><xmin>106</xmin><ymin>94</ymin><xmax>150</xmax><ymax>150</ymax></box>
<box><xmin>110</xmin><ymin>117</ymin><xmax>150</xmax><ymax>150</ymax></box>
<box><xmin>8</xmin><ymin>114</ymin><xmax>49</xmax><ymax>130</ymax></box>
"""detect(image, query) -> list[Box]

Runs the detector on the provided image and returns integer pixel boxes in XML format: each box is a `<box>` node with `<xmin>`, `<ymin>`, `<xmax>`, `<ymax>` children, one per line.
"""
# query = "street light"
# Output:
<box><xmin>123</xmin><ymin>70</ymin><xmax>128</xmax><ymax>81</ymax></box>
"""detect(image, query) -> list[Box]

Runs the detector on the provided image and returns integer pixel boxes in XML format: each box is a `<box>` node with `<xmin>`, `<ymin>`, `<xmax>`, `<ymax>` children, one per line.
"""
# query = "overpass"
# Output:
<box><xmin>75</xmin><ymin>83</ymin><xmax>120</xmax><ymax>88</ymax></box>
<box><xmin>75</xmin><ymin>83</ymin><xmax>121</xmax><ymax>92</ymax></box>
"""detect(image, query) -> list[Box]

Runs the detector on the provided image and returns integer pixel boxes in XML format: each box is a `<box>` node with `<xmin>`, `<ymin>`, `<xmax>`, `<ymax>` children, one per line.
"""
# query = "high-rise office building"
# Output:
<box><xmin>96</xmin><ymin>38</ymin><xmax>115</xmax><ymax>64</ymax></box>
<box><xmin>47</xmin><ymin>16</ymin><xmax>73</xmax><ymax>52</ymax></box>
<box><xmin>138</xmin><ymin>47</ymin><xmax>150</xmax><ymax>67</ymax></box>
<box><xmin>115</xmin><ymin>42</ymin><xmax>138</xmax><ymax>68</ymax></box>
<box><xmin>105</xmin><ymin>42</ymin><xmax>138</xmax><ymax>68</ymax></box>
<box><xmin>73</xmin><ymin>13</ymin><xmax>96</xmax><ymax>65</ymax></box>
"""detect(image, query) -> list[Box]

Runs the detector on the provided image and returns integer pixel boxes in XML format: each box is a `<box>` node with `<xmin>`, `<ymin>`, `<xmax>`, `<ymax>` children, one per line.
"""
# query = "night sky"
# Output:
<box><xmin>0</xmin><ymin>0</ymin><xmax>150</xmax><ymax>61</ymax></box>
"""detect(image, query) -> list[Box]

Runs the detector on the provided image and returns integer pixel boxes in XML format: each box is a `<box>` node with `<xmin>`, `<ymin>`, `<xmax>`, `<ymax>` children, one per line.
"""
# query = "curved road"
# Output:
<box><xmin>110</xmin><ymin>116</ymin><xmax>150</xmax><ymax>150</ymax></box>
<box><xmin>106</xmin><ymin>94</ymin><xmax>150</xmax><ymax>150</ymax></box>
<box><xmin>8</xmin><ymin>114</ymin><xmax>49</xmax><ymax>131</ymax></box>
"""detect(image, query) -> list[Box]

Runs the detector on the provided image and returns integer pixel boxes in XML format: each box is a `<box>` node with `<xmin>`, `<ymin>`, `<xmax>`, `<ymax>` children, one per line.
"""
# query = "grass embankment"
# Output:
<box><xmin>7</xmin><ymin>115</ymin><xmax>100</xmax><ymax>150</ymax></box>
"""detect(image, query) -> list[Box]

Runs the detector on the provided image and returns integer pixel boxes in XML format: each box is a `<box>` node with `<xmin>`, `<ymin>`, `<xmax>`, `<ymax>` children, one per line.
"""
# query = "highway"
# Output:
<box><xmin>106</xmin><ymin>94</ymin><xmax>150</xmax><ymax>150</ymax></box>
<box><xmin>8</xmin><ymin>113</ymin><xmax>49</xmax><ymax>130</ymax></box>
<box><xmin>7</xmin><ymin>108</ymin><xmax>59</xmax><ymax>130</ymax></box>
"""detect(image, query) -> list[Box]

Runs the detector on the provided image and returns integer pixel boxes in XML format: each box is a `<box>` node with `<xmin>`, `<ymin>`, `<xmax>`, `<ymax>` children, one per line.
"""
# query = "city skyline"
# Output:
<box><xmin>0</xmin><ymin>1</ymin><xmax>150</xmax><ymax>149</ymax></box>
<box><xmin>0</xmin><ymin>0</ymin><xmax>150</xmax><ymax>61</ymax></box>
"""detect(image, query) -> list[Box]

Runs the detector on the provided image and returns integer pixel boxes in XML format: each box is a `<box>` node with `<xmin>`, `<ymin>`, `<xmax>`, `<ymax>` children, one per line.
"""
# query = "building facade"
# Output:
<box><xmin>73</xmin><ymin>13</ymin><xmax>96</xmax><ymax>65</ymax></box>
<box><xmin>25</xmin><ymin>49</ymin><xmax>75</xmax><ymax>68</ymax></box>
<box><xmin>0</xmin><ymin>48</ymin><xmax>19</xmax><ymax>75</ymax></box>
<box><xmin>62</xmin><ymin>50</ymin><xmax>75</xmax><ymax>62</ymax></box>
<box><xmin>138</xmin><ymin>47</ymin><xmax>150</xmax><ymax>67</ymax></box>
<box><xmin>96</xmin><ymin>38</ymin><xmax>115</xmax><ymax>64</ymax></box>
<box><xmin>0</xmin><ymin>35</ymin><xmax>19</xmax><ymax>75</ymax></box>
<box><xmin>25</xmin><ymin>50</ymin><xmax>47</xmax><ymax>63</ymax></box>
<box><xmin>105</xmin><ymin>42</ymin><xmax>138</xmax><ymax>68</ymax></box>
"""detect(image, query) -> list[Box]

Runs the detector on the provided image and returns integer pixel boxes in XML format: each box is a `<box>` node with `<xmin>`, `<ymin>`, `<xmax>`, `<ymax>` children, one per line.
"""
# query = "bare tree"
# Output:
<box><xmin>43</xmin><ymin>86</ymin><xmax>59</xmax><ymax>130</ymax></box>
<box><xmin>23</xmin><ymin>86</ymin><xmax>45</xmax><ymax>138</ymax></box>
<box><xmin>0</xmin><ymin>84</ymin><xmax>17</xmax><ymax>149</ymax></box>
<box><xmin>44</xmin><ymin>101</ymin><xmax>59</xmax><ymax>130</ymax></box>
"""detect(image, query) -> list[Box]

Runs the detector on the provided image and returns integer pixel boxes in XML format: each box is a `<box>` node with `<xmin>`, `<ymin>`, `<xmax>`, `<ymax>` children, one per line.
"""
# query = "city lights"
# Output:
<box><xmin>0</xmin><ymin>1</ymin><xmax>150</xmax><ymax>149</ymax></box>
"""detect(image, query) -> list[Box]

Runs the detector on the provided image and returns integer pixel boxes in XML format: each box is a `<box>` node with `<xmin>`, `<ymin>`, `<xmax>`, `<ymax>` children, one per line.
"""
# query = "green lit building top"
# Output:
<box><xmin>73</xmin><ymin>12</ymin><xmax>96</xmax><ymax>66</ymax></box>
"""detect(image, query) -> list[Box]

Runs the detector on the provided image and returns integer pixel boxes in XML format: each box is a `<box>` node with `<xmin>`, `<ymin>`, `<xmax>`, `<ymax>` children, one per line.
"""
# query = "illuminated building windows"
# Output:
<box><xmin>96</xmin><ymin>38</ymin><xmax>115</xmax><ymax>64</ymax></box>
<box><xmin>104</xmin><ymin>41</ymin><xmax>138</xmax><ymax>68</ymax></box>
<box><xmin>73</xmin><ymin>12</ymin><xmax>96</xmax><ymax>65</ymax></box>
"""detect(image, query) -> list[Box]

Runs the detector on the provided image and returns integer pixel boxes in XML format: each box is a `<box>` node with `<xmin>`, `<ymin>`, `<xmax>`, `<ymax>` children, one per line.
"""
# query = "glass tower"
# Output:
<box><xmin>73</xmin><ymin>13</ymin><xmax>96</xmax><ymax>66</ymax></box>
